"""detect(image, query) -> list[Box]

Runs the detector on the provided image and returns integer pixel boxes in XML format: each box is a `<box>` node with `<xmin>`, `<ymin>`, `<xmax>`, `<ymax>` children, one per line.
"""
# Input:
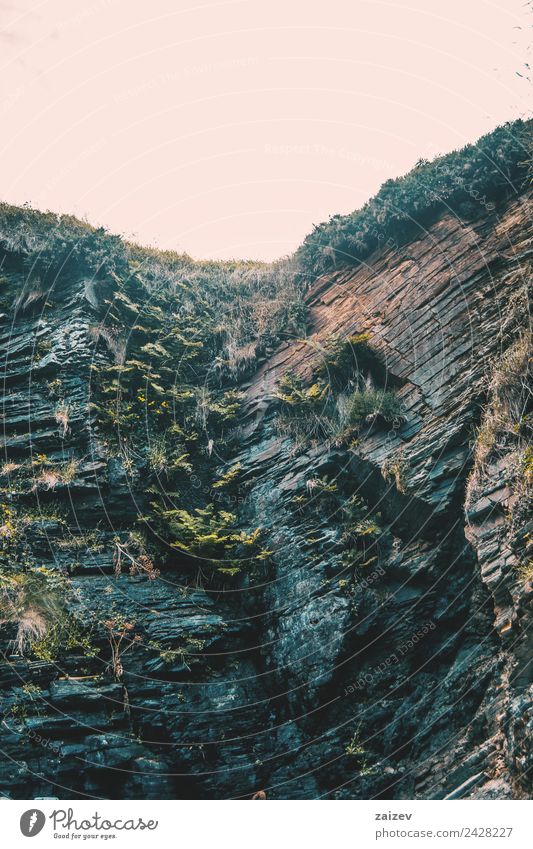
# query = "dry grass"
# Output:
<box><xmin>33</xmin><ymin>459</ymin><xmax>78</xmax><ymax>490</ymax></box>
<box><xmin>35</xmin><ymin>471</ymin><xmax>60</xmax><ymax>490</ymax></box>
<box><xmin>381</xmin><ymin>453</ymin><xmax>408</xmax><ymax>495</ymax></box>
<box><xmin>12</xmin><ymin>280</ymin><xmax>46</xmax><ymax>313</ymax></box>
<box><xmin>55</xmin><ymin>402</ymin><xmax>70</xmax><ymax>438</ymax></box>
<box><xmin>88</xmin><ymin>323</ymin><xmax>127</xmax><ymax>364</ymax></box>
<box><xmin>59</xmin><ymin>459</ymin><xmax>78</xmax><ymax>483</ymax></box>
<box><xmin>466</xmin><ymin>332</ymin><xmax>532</xmax><ymax>507</ymax></box>
<box><xmin>12</xmin><ymin>608</ymin><xmax>47</xmax><ymax>654</ymax></box>
<box><xmin>0</xmin><ymin>570</ymin><xmax>68</xmax><ymax>655</ymax></box>
<box><xmin>0</xmin><ymin>462</ymin><xmax>20</xmax><ymax>476</ymax></box>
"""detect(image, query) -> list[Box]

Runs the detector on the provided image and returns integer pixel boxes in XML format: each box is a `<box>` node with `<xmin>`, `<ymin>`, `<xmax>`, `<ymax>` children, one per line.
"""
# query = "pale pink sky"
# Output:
<box><xmin>0</xmin><ymin>0</ymin><xmax>530</xmax><ymax>260</ymax></box>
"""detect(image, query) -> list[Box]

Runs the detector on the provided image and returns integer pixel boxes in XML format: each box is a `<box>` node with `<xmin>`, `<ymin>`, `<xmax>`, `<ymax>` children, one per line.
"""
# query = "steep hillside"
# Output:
<box><xmin>0</xmin><ymin>120</ymin><xmax>531</xmax><ymax>800</ymax></box>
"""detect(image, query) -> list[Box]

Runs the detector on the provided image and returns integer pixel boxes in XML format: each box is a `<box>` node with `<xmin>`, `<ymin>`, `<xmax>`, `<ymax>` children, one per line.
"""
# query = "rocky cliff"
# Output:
<box><xmin>0</xmin><ymin>124</ymin><xmax>531</xmax><ymax>800</ymax></box>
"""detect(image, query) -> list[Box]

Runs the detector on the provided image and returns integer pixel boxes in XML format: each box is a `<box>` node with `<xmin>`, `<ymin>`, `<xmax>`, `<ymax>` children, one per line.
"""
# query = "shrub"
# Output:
<box><xmin>153</xmin><ymin>503</ymin><xmax>265</xmax><ymax>575</ymax></box>
<box><xmin>0</xmin><ymin>567</ymin><xmax>70</xmax><ymax>654</ymax></box>
<box><xmin>296</xmin><ymin>119</ymin><xmax>530</xmax><ymax>276</ymax></box>
<box><xmin>381</xmin><ymin>453</ymin><xmax>409</xmax><ymax>494</ymax></box>
<box><xmin>315</xmin><ymin>333</ymin><xmax>378</xmax><ymax>389</ymax></box>
<box><xmin>276</xmin><ymin>371</ymin><xmax>329</xmax><ymax>411</ymax></box>
<box><xmin>274</xmin><ymin>371</ymin><xmax>337</xmax><ymax>442</ymax></box>
<box><xmin>346</xmin><ymin>389</ymin><xmax>403</xmax><ymax>429</ymax></box>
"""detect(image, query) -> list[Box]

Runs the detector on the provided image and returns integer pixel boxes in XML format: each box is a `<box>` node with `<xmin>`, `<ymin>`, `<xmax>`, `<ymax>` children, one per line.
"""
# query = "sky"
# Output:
<box><xmin>0</xmin><ymin>0</ymin><xmax>530</xmax><ymax>261</ymax></box>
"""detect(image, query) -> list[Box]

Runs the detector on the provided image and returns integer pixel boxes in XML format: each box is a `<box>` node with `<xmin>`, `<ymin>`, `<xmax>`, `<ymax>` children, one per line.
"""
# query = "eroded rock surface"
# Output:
<box><xmin>0</xmin><ymin>189</ymin><xmax>531</xmax><ymax>799</ymax></box>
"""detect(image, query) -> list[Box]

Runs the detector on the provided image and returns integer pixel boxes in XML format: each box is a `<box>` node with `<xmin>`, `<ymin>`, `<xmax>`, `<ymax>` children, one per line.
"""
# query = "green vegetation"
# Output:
<box><xmin>275</xmin><ymin>370</ymin><xmax>329</xmax><ymax>410</ymax></box>
<box><xmin>274</xmin><ymin>370</ymin><xmax>334</xmax><ymax>441</ymax></box>
<box><xmin>0</xmin><ymin>566</ymin><xmax>70</xmax><ymax>654</ymax></box>
<box><xmin>0</xmin><ymin>120</ymin><xmax>527</xmax><ymax>644</ymax></box>
<box><xmin>346</xmin><ymin>389</ymin><xmax>403</xmax><ymax>429</ymax></box>
<box><xmin>296</xmin><ymin>120</ymin><xmax>531</xmax><ymax>276</ymax></box>
<box><xmin>275</xmin><ymin>335</ymin><xmax>403</xmax><ymax>445</ymax></box>
<box><xmin>467</xmin><ymin>332</ymin><xmax>532</xmax><ymax>503</ymax></box>
<box><xmin>345</xmin><ymin>729</ymin><xmax>366</xmax><ymax>757</ymax></box>
<box><xmin>212</xmin><ymin>464</ymin><xmax>242</xmax><ymax>490</ymax></box>
<box><xmin>30</xmin><ymin>617</ymin><xmax>98</xmax><ymax>664</ymax></box>
<box><xmin>152</xmin><ymin>504</ymin><xmax>265</xmax><ymax>576</ymax></box>
<box><xmin>148</xmin><ymin>636</ymin><xmax>207</xmax><ymax>670</ymax></box>
<box><xmin>314</xmin><ymin>333</ymin><xmax>380</xmax><ymax>389</ymax></box>
<box><xmin>0</xmin><ymin>200</ymin><xmax>293</xmax><ymax>591</ymax></box>
<box><xmin>341</xmin><ymin>494</ymin><xmax>382</xmax><ymax>570</ymax></box>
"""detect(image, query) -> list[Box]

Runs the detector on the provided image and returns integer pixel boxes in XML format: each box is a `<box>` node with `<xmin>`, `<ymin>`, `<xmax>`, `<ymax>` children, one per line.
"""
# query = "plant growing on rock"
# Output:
<box><xmin>341</xmin><ymin>494</ymin><xmax>382</xmax><ymax>569</ymax></box>
<box><xmin>0</xmin><ymin>566</ymin><xmax>70</xmax><ymax>654</ymax></box>
<box><xmin>46</xmin><ymin>378</ymin><xmax>63</xmax><ymax>398</ymax></box>
<box><xmin>345</xmin><ymin>729</ymin><xmax>366</xmax><ymax>758</ymax></box>
<box><xmin>212</xmin><ymin>464</ymin><xmax>242</xmax><ymax>490</ymax></box>
<box><xmin>296</xmin><ymin>120</ymin><xmax>530</xmax><ymax>275</ymax></box>
<box><xmin>32</xmin><ymin>458</ymin><xmax>78</xmax><ymax>490</ymax></box>
<box><xmin>154</xmin><ymin>503</ymin><xmax>264</xmax><ymax>576</ymax></box>
<box><xmin>113</xmin><ymin>533</ymin><xmax>160</xmax><ymax>581</ymax></box>
<box><xmin>275</xmin><ymin>371</ymin><xmax>335</xmax><ymax>442</ymax></box>
<box><xmin>306</xmin><ymin>475</ymin><xmax>338</xmax><ymax>496</ymax></box>
<box><xmin>54</xmin><ymin>402</ymin><xmax>70</xmax><ymax>438</ymax></box>
<box><xmin>346</xmin><ymin>388</ymin><xmax>403</xmax><ymax>430</ymax></box>
<box><xmin>466</xmin><ymin>332</ymin><xmax>532</xmax><ymax>507</ymax></box>
<box><xmin>0</xmin><ymin>461</ymin><xmax>21</xmax><ymax>477</ymax></box>
<box><xmin>381</xmin><ymin>452</ymin><xmax>409</xmax><ymax>494</ymax></box>
<box><xmin>315</xmin><ymin>333</ymin><xmax>380</xmax><ymax>390</ymax></box>
<box><xmin>103</xmin><ymin>615</ymin><xmax>142</xmax><ymax>682</ymax></box>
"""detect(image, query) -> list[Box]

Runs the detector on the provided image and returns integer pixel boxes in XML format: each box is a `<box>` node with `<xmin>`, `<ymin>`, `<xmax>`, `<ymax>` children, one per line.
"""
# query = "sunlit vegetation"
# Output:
<box><xmin>296</xmin><ymin>120</ymin><xmax>530</xmax><ymax>276</ymax></box>
<box><xmin>0</xmin><ymin>566</ymin><xmax>70</xmax><ymax>654</ymax></box>
<box><xmin>275</xmin><ymin>334</ymin><xmax>403</xmax><ymax>445</ymax></box>
<box><xmin>151</xmin><ymin>503</ymin><xmax>266</xmax><ymax>576</ymax></box>
<box><xmin>346</xmin><ymin>388</ymin><xmax>403</xmax><ymax>429</ymax></box>
<box><xmin>341</xmin><ymin>494</ymin><xmax>382</xmax><ymax>570</ymax></box>
<box><xmin>467</xmin><ymin>332</ymin><xmax>532</xmax><ymax>505</ymax></box>
<box><xmin>314</xmin><ymin>333</ymin><xmax>380</xmax><ymax>389</ymax></box>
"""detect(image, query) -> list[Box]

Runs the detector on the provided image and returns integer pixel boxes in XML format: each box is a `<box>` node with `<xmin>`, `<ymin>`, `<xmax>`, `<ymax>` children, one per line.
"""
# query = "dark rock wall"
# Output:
<box><xmin>0</xmin><ymin>190</ymin><xmax>531</xmax><ymax>799</ymax></box>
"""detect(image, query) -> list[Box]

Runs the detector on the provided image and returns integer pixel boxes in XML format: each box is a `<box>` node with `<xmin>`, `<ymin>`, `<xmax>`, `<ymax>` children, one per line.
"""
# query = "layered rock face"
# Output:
<box><xmin>0</xmin><ymin>187</ymin><xmax>531</xmax><ymax>799</ymax></box>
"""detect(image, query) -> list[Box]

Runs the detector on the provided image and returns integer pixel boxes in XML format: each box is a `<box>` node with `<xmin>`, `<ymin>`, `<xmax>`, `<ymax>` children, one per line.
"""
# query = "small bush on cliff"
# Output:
<box><xmin>275</xmin><ymin>371</ymin><xmax>335</xmax><ymax>442</ymax></box>
<box><xmin>381</xmin><ymin>452</ymin><xmax>409</xmax><ymax>494</ymax></box>
<box><xmin>0</xmin><ymin>567</ymin><xmax>69</xmax><ymax>654</ymax></box>
<box><xmin>315</xmin><ymin>333</ymin><xmax>380</xmax><ymax>389</ymax></box>
<box><xmin>341</xmin><ymin>493</ymin><xmax>382</xmax><ymax>569</ymax></box>
<box><xmin>346</xmin><ymin>389</ymin><xmax>403</xmax><ymax>429</ymax></box>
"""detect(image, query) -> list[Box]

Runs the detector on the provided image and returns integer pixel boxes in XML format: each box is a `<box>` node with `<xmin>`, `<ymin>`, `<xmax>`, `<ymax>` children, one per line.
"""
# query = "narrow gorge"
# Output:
<box><xmin>0</xmin><ymin>120</ymin><xmax>531</xmax><ymax>800</ymax></box>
